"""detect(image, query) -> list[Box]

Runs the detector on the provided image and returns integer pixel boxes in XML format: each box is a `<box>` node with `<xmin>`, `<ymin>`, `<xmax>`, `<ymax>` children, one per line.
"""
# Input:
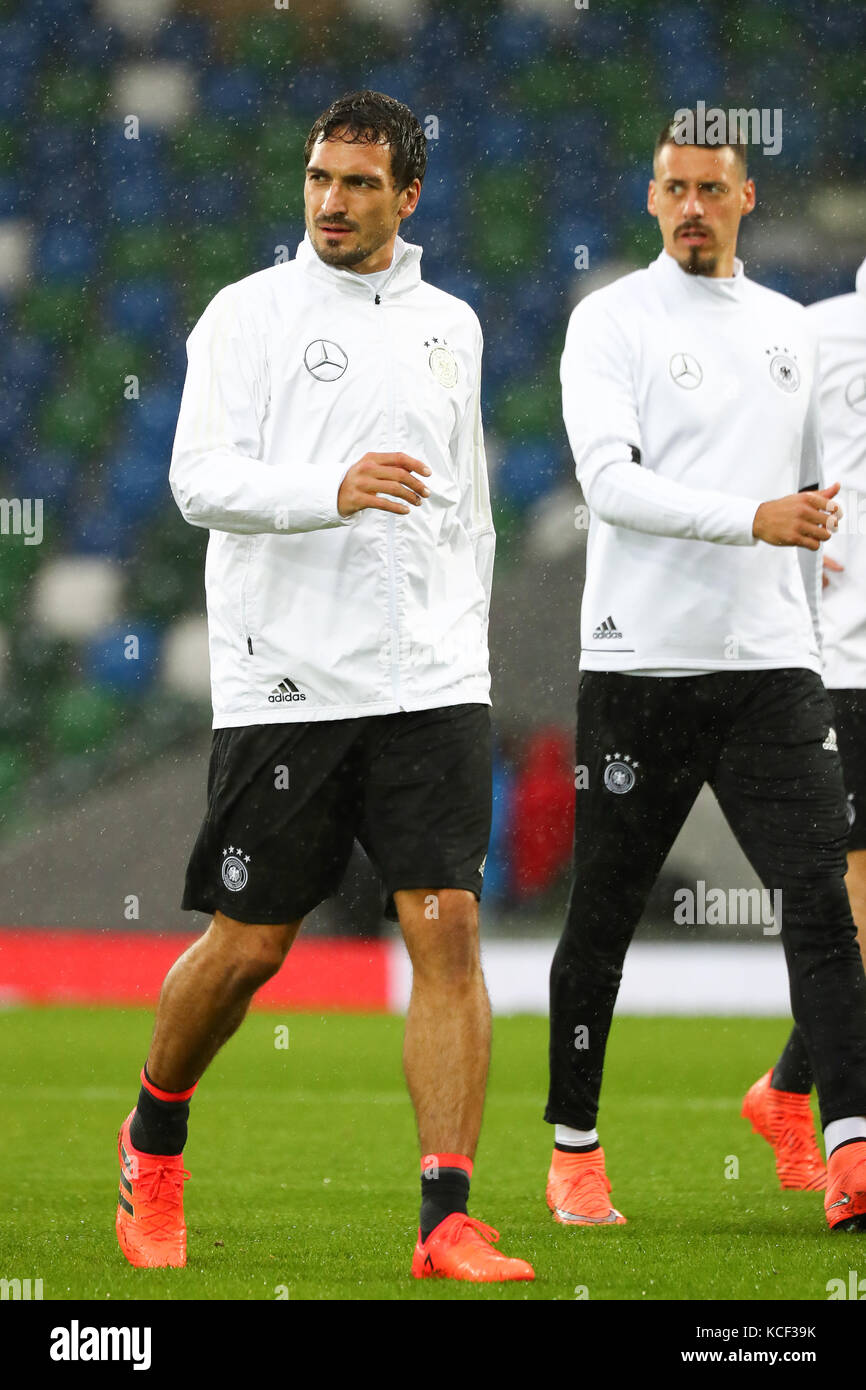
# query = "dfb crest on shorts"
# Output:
<box><xmin>603</xmin><ymin>752</ymin><xmax>638</xmax><ymax>794</ymax></box>
<box><xmin>222</xmin><ymin>846</ymin><xmax>250</xmax><ymax>891</ymax></box>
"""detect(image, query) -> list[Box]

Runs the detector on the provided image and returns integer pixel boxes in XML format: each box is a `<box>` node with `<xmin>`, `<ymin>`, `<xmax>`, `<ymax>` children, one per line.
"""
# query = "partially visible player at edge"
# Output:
<box><xmin>114</xmin><ymin>90</ymin><xmax>533</xmax><ymax>1283</ymax></box>
<box><xmin>546</xmin><ymin>111</ymin><xmax>866</xmax><ymax>1234</ymax></box>
<box><xmin>743</xmin><ymin>254</ymin><xmax>866</xmax><ymax>1189</ymax></box>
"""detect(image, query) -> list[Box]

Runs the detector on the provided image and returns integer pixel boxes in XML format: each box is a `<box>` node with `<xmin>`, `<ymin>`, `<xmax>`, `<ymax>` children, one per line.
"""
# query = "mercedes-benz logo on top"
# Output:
<box><xmin>669</xmin><ymin>352</ymin><xmax>703</xmax><ymax>390</ymax></box>
<box><xmin>304</xmin><ymin>339</ymin><xmax>348</xmax><ymax>381</ymax></box>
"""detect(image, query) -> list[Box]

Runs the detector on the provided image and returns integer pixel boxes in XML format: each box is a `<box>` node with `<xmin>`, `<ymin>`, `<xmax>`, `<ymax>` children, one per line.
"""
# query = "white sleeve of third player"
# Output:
<box><xmin>454</xmin><ymin>315</ymin><xmax>495</xmax><ymax>629</ymax></box>
<box><xmin>561</xmin><ymin>295</ymin><xmax>759</xmax><ymax>545</ymax></box>
<box><xmin>796</xmin><ymin>339</ymin><xmax>825</xmax><ymax>654</ymax></box>
<box><xmin>169</xmin><ymin>286</ymin><xmax>357</xmax><ymax>536</ymax></box>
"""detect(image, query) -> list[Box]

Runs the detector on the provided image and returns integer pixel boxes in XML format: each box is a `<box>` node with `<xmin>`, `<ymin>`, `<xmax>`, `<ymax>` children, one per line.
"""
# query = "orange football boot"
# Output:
<box><xmin>116</xmin><ymin>1110</ymin><xmax>190</xmax><ymax>1268</ymax></box>
<box><xmin>412</xmin><ymin>1214</ymin><xmax>535</xmax><ymax>1282</ymax></box>
<box><xmin>741</xmin><ymin>1069</ymin><xmax>826</xmax><ymax>1191</ymax></box>
<box><xmin>546</xmin><ymin>1146</ymin><xmax>626</xmax><ymax>1225</ymax></box>
<box><xmin>825</xmin><ymin>1139</ymin><xmax>866</xmax><ymax>1233</ymax></box>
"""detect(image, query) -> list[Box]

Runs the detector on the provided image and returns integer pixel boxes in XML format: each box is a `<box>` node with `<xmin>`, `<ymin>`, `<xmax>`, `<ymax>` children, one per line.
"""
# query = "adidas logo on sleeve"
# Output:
<box><xmin>592</xmin><ymin>616</ymin><xmax>623</xmax><ymax>640</ymax></box>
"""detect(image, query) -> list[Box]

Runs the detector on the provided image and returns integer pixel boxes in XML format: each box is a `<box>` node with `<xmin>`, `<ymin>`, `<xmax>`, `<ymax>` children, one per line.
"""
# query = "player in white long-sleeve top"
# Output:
<box><xmin>744</xmin><ymin>255</ymin><xmax>866</xmax><ymax>1189</ymax></box>
<box><xmin>546</xmin><ymin>113</ymin><xmax>866</xmax><ymax>1235</ymax></box>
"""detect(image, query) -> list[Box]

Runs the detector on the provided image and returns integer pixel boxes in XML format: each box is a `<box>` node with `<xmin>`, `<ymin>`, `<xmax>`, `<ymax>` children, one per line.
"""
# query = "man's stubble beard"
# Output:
<box><xmin>680</xmin><ymin>242</ymin><xmax>718</xmax><ymax>277</ymax></box>
<box><xmin>307</xmin><ymin>213</ymin><xmax>394</xmax><ymax>270</ymax></box>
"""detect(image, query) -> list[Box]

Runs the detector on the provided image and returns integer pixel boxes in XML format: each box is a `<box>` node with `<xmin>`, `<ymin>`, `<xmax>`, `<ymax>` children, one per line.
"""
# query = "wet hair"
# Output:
<box><xmin>654</xmin><ymin>110</ymin><xmax>748</xmax><ymax>176</ymax></box>
<box><xmin>304</xmin><ymin>90</ymin><xmax>427</xmax><ymax>190</ymax></box>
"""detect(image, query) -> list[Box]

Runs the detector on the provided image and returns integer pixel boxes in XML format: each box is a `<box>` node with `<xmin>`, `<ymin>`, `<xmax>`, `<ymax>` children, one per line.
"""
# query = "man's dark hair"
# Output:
<box><xmin>304</xmin><ymin>90</ymin><xmax>427</xmax><ymax>190</ymax></box>
<box><xmin>654</xmin><ymin>110</ymin><xmax>748</xmax><ymax>176</ymax></box>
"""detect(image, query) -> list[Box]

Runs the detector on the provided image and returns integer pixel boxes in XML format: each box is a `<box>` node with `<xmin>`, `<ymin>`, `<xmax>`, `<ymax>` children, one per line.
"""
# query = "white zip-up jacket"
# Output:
<box><xmin>169</xmin><ymin>233</ymin><xmax>494</xmax><ymax>727</ymax></box>
<box><xmin>806</xmin><ymin>256</ymin><xmax>866</xmax><ymax>689</ymax></box>
<box><xmin>561</xmin><ymin>250</ymin><xmax>823</xmax><ymax>674</ymax></box>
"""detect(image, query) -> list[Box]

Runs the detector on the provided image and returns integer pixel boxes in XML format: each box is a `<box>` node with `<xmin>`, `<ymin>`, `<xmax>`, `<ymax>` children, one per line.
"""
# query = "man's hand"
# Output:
<box><xmin>338</xmin><ymin>452</ymin><xmax>431</xmax><ymax>517</ymax></box>
<box><xmin>822</xmin><ymin>554</ymin><xmax>844</xmax><ymax>589</ymax></box>
<box><xmin>752</xmin><ymin>482</ymin><xmax>842</xmax><ymax>550</ymax></box>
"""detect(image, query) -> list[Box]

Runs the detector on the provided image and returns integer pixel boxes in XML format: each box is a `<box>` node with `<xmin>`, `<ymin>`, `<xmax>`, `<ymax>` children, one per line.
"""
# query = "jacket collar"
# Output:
<box><xmin>652</xmin><ymin>247</ymin><xmax>746</xmax><ymax>304</ymax></box>
<box><xmin>295</xmin><ymin>231</ymin><xmax>423</xmax><ymax>298</ymax></box>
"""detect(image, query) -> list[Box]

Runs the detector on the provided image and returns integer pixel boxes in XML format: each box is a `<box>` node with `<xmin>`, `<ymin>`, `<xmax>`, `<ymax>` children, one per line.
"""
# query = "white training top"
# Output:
<box><xmin>561</xmin><ymin>249</ymin><xmax>823</xmax><ymax>675</ymax></box>
<box><xmin>169</xmin><ymin>233</ymin><xmax>495</xmax><ymax>727</ymax></box>
<box><xmin>805</xmin><ymin>256</ymin><xmax>866</xmax><ymax>690</ymax></box>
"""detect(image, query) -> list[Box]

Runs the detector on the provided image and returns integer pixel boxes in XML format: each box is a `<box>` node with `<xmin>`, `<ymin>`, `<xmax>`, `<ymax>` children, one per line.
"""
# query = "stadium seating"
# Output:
<box><xmin>1</xmin><ymin>0</ymin><xmax>863</xmax><ymax>892</ymax></box>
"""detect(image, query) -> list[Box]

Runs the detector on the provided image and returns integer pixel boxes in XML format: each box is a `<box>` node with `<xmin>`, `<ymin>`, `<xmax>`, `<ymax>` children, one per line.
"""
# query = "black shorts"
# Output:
<box><xmin>828</xmin><ymin>688</ymin><xmax>866</xmax><ymax>851</ymax></box>
<box><xmin>181</xmin><ymin>704</ymin><xmax>492</xmax><ymax>925</ymax></box>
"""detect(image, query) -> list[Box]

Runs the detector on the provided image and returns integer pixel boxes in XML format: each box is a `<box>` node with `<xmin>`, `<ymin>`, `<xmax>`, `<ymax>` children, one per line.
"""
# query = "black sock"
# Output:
<box><xmin>420</xmin><ymin>1158</ymin><xmax>471</xmax><ymax>1243</ymax></box>
<box><xmin>771</xmin><ymin>1026</ymin><xmax>813</xmax><ymax>1095</ymax></box>
<box><xmin>554</xmin><ymin>1140</ymin><xmax>600</xmax><ymax>1154</ymax></box>
<box><xmin>128</xmin><ymin>1066</ymin><xmax>193</xmax><ymax>1156</ymax></box>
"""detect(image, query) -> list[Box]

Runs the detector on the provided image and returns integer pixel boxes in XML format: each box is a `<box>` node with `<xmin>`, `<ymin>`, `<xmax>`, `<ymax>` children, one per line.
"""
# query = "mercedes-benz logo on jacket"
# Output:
<box><xmin>304</xmin><ymin>339</ymin><xmax>348</xmax><ymax>381</ymax></box>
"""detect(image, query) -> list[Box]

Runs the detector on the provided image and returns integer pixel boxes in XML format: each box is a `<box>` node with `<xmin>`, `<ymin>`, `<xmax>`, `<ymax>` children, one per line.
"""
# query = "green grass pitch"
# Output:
<box><xmin>0</xmin><ymin>1007</ymin><xmax>853</xmax><ymax>1301</ymax></box>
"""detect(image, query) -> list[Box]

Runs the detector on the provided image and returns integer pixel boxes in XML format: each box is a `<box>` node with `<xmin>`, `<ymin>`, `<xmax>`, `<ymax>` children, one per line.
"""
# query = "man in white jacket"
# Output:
<box><xmin>744</xmin><ymin>256</ymin><xmax>866</xmax><ymax>1189</ymax></box>
<box><xmin>546</xmin><ymin>112</ymin><xmax>866</xmax><ymax>1236</ymax></box>
<box><xmin>115</xmin><ymin>91</ymin><xmax>532</xmax><ymax>1284</ymax></box>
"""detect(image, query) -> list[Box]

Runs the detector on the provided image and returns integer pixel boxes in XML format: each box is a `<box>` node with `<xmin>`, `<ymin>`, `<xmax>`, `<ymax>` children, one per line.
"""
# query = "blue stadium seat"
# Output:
<box><xmin>70</xmin><ymin>501</ymin><xmax>138</xmax><ymax>558</ymax></box>
<box><xmin>479</xmin><ymin>113</ymin><xmax>534</xmax><ymax>166</ymax></box>
<box><xmin>119</xmin><ymin>383</ymin><xmax>183</xmax><ymax>453</ymax></box>
<box><xmin>2</xmin><ymin>336</ymin><xmax>53</xmax><ymax>399</ymax></box>
<box><xmin>0</xmin><ymin>20</ymin><xmax>43</xmax><ymax>71</ymax></box>
<box><xmin>0</xmin><ymin>382</ymin><xmax>27</xmax><ymax>451</ymax></box>
<box><xmin>84</xmin><ymin>621</ymin><xmax>161</xmax><ymax>695</ymax></box>
<box><xmin>0</xmin><ymin>175</ymin><xmax>26</xmax><ymax>218</ymax></box>
<box><xmin>97</xmin><ymin>124</ymin><xmax>167</xmax><ymax>172</ymax></box>
<box><xmin>496</xmin><ymin>440</ymin><xmax>562</xmax><ymax>510</ymax></box>
<box><xmin>490</xmin><ymin>12</ymin><xmax>552</xmax><ymax>65</ymax></box>
<box><xmin>0</xmin><ymin>65</ymin><xmax>36</xmax><ymax>120</ymax></box>
<box><xmin>27</xmin><ymin>0</ymin><xmax>92</xmax><ymax>40</ymax></box>
<box><xmin>28</xmin><ymin>121</ymin><xmax>92</xmax><ymax>174</ymax></box>
<box><xmin>152</xmin><ymin>16</ymin><xmax>213</xmax><ymax>63</ymax></box>
<box><xmin>34</xmin><ymin>171</ymin><xmax>96</xmax><ymax>220</ymax></box>
<box><xmin>200</xmin><ymin>66</ymin><xmax>265</xmax><ymax>124</ymax></box>
<box><xmin>484</xmin><ymin>753</ymin><xmax>514</xmax><ymax>905</ymax></box>
<box><xmin>179</xmin><ymin>173</ymin><xmax>246</xmax><ymax>223</ymax></box>
<box><xmin>13</xmin><ymin>448</ymin><xmax>77</xmax><ymax>510</ymax></box>
<box><xmin>648</xmin><ymin>6</ymin><xmax>717</xmax><ymax>60</ymax></box>
<box><xmin>108</xmin><ymin>447</ymin><xmax>173</xmax><ymax>520</ymax></box>
<box><xmin>283</xmin><ymin>65</ymin><xmax>350</xmax><ymax>117</ymax></box>
<box><xmin>359</xmin><ymin>63</ymin><xmax>425</xmax><ymax>110</ymax></box>
<box><xmin>39</xmin><ymin>222</ymin><xmax>101</xmax><ymax>281</ymax></box>
<box><xmin>107</xmin><ymin>167</ymin><xmax>171</xmax><ymax>224</ymax></box>
<box><xmin>104</xmin><ymin>279</ymin><xmax>176</xmax><ymax>341</ymax></box>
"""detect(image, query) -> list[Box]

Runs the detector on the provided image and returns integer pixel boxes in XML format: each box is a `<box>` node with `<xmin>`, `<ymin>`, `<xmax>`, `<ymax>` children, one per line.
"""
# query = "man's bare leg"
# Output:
<box><xmin>848</xmin><ymin>849</ymin><xmax>866</xmax><ymax>957</ymax></box>
<box><xmin>145</xmin><ymin>910</ymin><xmax>303</xmax><ymax>1091</ymax></box>
<box><xmin>397</xmin><ymin>887</ymin><xmax>491</xmax><ymax>1157</ymax></box>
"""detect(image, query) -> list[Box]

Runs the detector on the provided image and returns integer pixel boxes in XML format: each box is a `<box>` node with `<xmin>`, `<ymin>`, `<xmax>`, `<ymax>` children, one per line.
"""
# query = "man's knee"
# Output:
<box><xmin>210</xmin><ymin>911</ymin><xmax>301</xmax><ymax>988</ymax></box>
<box><xmin>398</xmin><ymin>889</ymin><xmax>482</xmax><ymax>984</ymax></box>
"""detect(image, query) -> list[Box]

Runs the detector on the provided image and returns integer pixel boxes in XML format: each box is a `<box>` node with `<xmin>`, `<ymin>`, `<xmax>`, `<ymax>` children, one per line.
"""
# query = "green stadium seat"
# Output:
<box><xmin>109</xmin><ymin>227</ymin><xmax>179</xmax><ymax>279</ymax></box>
<box><xmin>38</xmin><ymin>381</ymin><xmax>111</xmax><ymax>454</ymax></box>
<box><xmin>169</xmin><ymin>121</ymin><xmax>249</xmax><ymax>177</ymax></box>
<box><xmin>46</xmin><ymin>685</ymin><xmax>121</xmax><ymax>757</ymax></box>
<box><xmin>17</xmin><ymin>284</ymin><xmax>89</xmax><ymax>344</ymax></box>
<box><xmin>39</xmin><ymin>68</ymin><xmax>105</xmax><ymax>122</ymax></box>
<box><xmin>233</xmin><ymin>12</ymin><xmax>303</xmax><ymax>70</ymax></box>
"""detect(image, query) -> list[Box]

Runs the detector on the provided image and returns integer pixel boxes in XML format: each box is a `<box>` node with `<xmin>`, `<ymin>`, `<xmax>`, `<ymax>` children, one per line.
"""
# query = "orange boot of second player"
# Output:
<box><xmin>412</xmin><ymin>1214</ymin><xmax>535</xmax><ymax>1282</ymax></box>
<box><xmin>546</xmin><ymin>1146</ymin><xmax>627</xmax><ymax>1225</ymax></box>
<box><xmin>116</xmin><ymin>1110</ymin><xmax>190</xmax><ymax>1269</ymax></box>
<box><xmin>741</xmin><ymin>1070</ymin><xmax>826</xmax><ymax>1191</ymax></box>
<box><xmin>825</xmin><ymin>1139</ymin><xmax>866</xmax><ymax>1233</ymax></box>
